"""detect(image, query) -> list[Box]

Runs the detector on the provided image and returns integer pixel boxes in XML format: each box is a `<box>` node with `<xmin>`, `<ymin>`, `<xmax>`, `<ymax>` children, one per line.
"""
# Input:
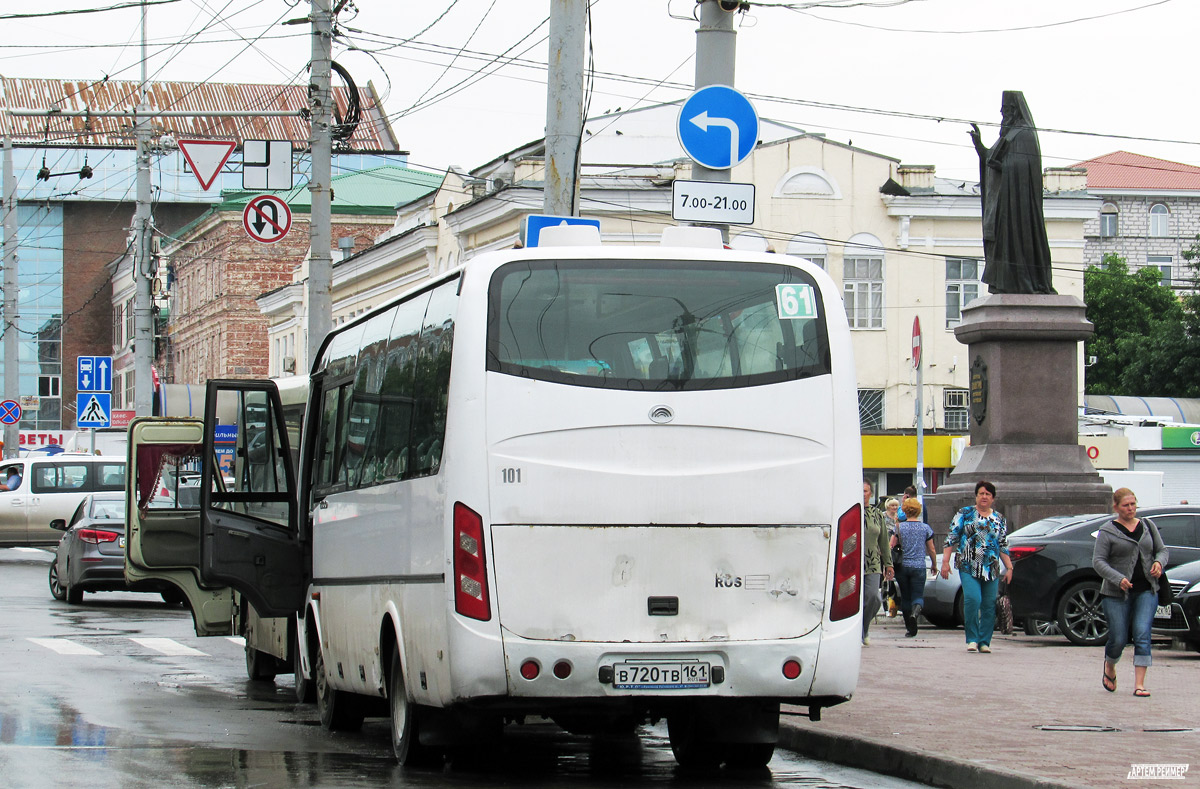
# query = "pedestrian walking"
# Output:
<box><xmin>895</xmin><ymin>497</ymin><xmax>937</xmax><ymax>638</ymax></box>
<box><xmin>941</xmin><ymin>480</ymin><xmax>1013</xmax><ymax>653</ymax></box>
<box><xmin>883</xmin><ymin>497</ymin><xmax>901</xmax><ymax>617</ymax></box>
<box><xmin>1093</xmin><ymin>487</ymin><xmax>1168</xmax><ymax>697</ymax></box>
<box><xmin>861</xmin><ymin>479</ymin><xmax>894</xmax><ymax>646</ymax></box>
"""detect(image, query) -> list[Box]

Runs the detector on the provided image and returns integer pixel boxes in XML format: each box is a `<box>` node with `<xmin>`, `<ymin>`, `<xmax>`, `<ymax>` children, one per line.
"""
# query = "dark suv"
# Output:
<box><xmin>1007</xmin><ymin>506</ymin><xmax>1200</xmax><ymax>646</ymax></box>
<box><xmin>1151</xmin><ymin>558</ymin><xmax>1200</xmax><ymax>652</ymax></box>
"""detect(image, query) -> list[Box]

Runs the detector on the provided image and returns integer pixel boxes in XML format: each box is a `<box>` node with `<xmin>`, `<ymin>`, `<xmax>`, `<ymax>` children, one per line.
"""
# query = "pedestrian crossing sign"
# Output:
<box><xmin>77</xmin><ymin>393</ymin><xmax>112</xmax><ymax>428</ymax></box>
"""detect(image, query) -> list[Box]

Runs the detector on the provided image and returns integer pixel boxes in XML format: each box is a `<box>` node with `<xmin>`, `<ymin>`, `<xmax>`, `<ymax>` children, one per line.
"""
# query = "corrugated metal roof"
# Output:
<box><xmin>1072</xmin><ymin>151</ymin><xmax>1200</xmax><ymax>191</ymax></box>
<box><xmin>0</xmin><ymin>77</ymin><xmax>398</xmax><ymax>151</ymax></box>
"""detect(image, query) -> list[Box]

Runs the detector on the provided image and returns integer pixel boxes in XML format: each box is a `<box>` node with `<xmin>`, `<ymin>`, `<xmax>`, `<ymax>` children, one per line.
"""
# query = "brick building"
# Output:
<box><xmin>1074</xmin><ymin>151</ymin><xmax>1200</xmax><ymax>286</ymax></box>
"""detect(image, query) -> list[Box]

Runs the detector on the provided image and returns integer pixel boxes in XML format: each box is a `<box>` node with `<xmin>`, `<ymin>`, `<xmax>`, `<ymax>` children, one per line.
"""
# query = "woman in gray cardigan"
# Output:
<box><xmin>1092</xmin><ymin>487</ymin><xmax>1168</xmax><ymax>697</ymax></box>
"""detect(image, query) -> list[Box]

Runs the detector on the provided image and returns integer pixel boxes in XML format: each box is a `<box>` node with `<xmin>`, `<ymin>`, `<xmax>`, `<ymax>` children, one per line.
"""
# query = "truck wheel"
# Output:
<box><xmin>388</xmin><ymin>641</ymin><xmax>442</xmax><ymax>766</ymax></box>
<box><xmin>315</xmin><ymin>645</ymin><xmax>364</xmax><ymax>731</ymax></box>
<box><xmin>246</xmin><ymin>643</ymin><xmax>278</xmax><ymax>682</ymax></box>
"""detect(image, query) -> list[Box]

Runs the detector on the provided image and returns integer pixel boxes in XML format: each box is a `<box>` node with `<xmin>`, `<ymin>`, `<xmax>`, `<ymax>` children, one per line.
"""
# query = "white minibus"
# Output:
<box><xmin>126</xmin><ymin>228</ymin><xmax>863</xmax><ymax>768</ymax></box>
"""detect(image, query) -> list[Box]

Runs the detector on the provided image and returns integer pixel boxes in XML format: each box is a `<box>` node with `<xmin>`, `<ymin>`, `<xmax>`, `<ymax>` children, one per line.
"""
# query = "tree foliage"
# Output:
<box><xmin>1084</xmin><ymin>254</ymin><xmax>1187</xmax><ymax>396</ymax></box>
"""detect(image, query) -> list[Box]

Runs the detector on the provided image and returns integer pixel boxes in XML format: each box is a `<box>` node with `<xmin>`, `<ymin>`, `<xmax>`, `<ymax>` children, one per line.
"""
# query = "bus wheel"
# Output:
<box><xmin>723</xmin><ymin>742</ymin><xmax>775</xmax><ymax>768</ymax></box>
<box><xmin>246</xmin><ymin>643</ymin><xmax>278</xmax><ymax>682</ymax></box>
<box><xmin>315</xmin><ymin>645</ymin><xmax>364</xmax><ymax>731</ymax></box>
<box><xmin>388</xmin><ymin>641</ymin><xmax>442</xmax><ymax>767</ymax></box>
<box><xmin>293</xmin><ymin>632</ymin><xmax>316</xmax><ymax>704</ymax></box>
<box><xmin>667</xmin><ymin>712</ymin><xmax>721</xmax><ymax>770</ymax></box>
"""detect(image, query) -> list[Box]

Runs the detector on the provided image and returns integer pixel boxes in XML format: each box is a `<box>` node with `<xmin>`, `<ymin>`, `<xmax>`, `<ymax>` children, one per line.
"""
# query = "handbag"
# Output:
<box><xmin>1158</xmin><ymin>568</ymin><xmax>1174</xmax><ymax>607</ymax></box>
<box><xmin>1144</xmin><ymin>518</ymin><xmax>1173</xmax><ymax>607</ymax></box>
<box><xmin>996</xmin><ymin>579</ymin><xmax>1013</xmax><ymax>635</ymax></box>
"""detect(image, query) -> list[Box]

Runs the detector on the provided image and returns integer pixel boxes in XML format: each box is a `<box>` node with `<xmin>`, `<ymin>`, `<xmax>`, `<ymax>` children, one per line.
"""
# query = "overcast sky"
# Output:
<box><xmin>3</xmin><ymin>0</ymin><xmax>1195</xmax><ymax>181</ymax></box>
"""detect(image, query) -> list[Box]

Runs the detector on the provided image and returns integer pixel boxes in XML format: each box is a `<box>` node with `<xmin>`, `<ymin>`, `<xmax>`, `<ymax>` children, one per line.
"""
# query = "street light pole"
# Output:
<box><xmin>2</xmin><ymin>136</ymin><xmax>18</xmax><ymax>458</ymax></box>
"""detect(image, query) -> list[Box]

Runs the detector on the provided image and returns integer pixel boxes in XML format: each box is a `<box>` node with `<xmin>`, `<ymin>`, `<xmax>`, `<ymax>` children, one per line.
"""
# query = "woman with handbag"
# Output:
<box><xmin>1093</xmin><ymin>487</ymin><xmax>1168</xmax><ymax>697</ymax></box>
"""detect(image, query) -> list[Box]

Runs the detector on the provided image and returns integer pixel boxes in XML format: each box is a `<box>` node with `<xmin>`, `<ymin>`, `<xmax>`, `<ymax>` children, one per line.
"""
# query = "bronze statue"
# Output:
<box><xmin>969</xmin><ymin>91</ymin><xmax>1056</xmax><ymax>295</ymax></box>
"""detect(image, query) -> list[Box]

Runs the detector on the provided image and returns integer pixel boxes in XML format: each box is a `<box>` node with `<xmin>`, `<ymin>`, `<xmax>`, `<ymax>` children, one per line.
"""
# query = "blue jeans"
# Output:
<box><xmin>960</xmin><ymin>573</ymin><xmax>999</xmax><ymax>647</ymax></box>
<box><xmin>1102</xmin><ymin>590</ymin><xmax>1157</xmax><ymax>667</ymax></box>
<box><xmin>896</xmin><ymin>566</ymin><xmax>927</xmax><ymax>615</ymax></box>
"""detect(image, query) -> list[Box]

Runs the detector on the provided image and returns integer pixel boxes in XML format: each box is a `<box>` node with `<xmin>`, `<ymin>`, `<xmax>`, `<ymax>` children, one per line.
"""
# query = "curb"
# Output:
<box><xmin>777</xmin><ymin>719</ymin><xmax>1088</xmax><ymax>789</ymax></box>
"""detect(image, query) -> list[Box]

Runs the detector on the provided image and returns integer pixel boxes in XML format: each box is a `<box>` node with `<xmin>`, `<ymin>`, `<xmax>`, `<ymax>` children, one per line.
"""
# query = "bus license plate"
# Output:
<box><xmin>613</xmin><ymin>661</ymin><xmax>710</xmax><ymax>690</ymax></box>
<box><xmin>1154</xmin><ymin>604</ymin><xmax>1172</xmax><ymax>620</ymax></box>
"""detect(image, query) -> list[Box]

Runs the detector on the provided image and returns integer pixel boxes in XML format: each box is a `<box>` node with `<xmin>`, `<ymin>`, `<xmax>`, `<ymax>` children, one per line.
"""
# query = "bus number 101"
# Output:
<box><xmin>499</xmin><ymin>467</ymin><xmax>523</xmax><ymax>484</ymax></box>
<box><xmin>677</xmin><ymin>193</ymin><xmax>749</xmax><ymax>212</ymax></box>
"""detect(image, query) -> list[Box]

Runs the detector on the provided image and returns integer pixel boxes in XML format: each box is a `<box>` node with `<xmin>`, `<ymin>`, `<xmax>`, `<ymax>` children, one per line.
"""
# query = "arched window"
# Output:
<box><xmin>1099</xmin><ymin>203</ymin><xmax>1118</xmax><ymax>239</ymax></box>
<box><xmin>786</xmin><ymin>232</ymin><xmax>827</xmax><ymax>269</ymax></box>
<box><xmin>773</xmin><ymin>166</ymin><xmax>842</xmax><ymax>199</ymax></box>
<box><xmin>1149</xmin><ymin>204</ymin><xmax>1169</xmax><ymax>237</ymax></box>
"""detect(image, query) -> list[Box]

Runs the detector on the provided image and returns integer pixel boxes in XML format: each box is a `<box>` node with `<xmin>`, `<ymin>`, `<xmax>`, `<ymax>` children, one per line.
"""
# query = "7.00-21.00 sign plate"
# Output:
<box><xmin>671</xmin><ymin>180</ymin><xmax>755</xmax><ymax>225</ymax></box>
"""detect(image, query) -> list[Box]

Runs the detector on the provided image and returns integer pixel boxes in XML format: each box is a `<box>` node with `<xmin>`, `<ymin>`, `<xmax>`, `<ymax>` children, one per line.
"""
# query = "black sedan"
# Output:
<box><xmin>1007</xmin><ymin>506</ymin><xmax>1200</xmax><ymax>646</ymax></box>
<box><xmin>48</xmin><ymin>493</ymin><xmax>182</xmax><ymax>605</ymax></box>
<box><xmin>1151</xmin><ymin>558</ymin><xmax>1200</xmax><ymax>652</ymax></box>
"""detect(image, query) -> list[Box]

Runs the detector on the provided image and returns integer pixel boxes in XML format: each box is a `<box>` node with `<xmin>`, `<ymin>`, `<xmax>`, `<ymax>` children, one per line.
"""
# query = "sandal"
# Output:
<box><xmin>1134</xmin><ymin>688</ymin><xmax>1151</xmax><ymax>697</ymax></box>
<box><xmin>1102</xmin><ymin>664</ymin><xmax>1116</xmax><ymax>693</ymax></box>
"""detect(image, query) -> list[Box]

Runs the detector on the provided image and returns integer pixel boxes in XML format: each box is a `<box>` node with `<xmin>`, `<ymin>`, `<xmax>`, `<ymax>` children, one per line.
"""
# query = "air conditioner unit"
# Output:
<box><xmin>282</xmin><ymin>356</ymin><xmax>296</xmax><ymax>373</ymax></box>
<box><xmin>943</xmin><ymin>389</ymin><xmax>969</xmax><ymax>409</ymax></box>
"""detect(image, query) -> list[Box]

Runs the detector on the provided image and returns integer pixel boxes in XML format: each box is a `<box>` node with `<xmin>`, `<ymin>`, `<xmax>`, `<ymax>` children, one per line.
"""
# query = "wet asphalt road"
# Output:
<box><xmin>0</xmin><ymin>547</ymin><xmax>927</xmax><ymax>789</ymax></box>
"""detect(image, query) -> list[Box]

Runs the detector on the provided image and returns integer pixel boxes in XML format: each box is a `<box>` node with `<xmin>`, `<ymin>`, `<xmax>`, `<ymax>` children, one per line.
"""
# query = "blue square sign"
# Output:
<box><xmin>77</xmin><ymin>392</ymin><xmax>112</xmax><ymax>428</ymax></box>
<box><xmin>78</xmin><ymin>356</ymin><xmax>113</xmax><ymax>392</ymax></box>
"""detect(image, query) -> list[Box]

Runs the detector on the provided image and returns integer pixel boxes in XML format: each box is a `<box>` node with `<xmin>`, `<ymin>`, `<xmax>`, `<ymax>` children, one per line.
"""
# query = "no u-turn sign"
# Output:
<box><xmin>243</xmin><ymin>195</ymin><xmax>293</xmax><ymax>243</ymax></box>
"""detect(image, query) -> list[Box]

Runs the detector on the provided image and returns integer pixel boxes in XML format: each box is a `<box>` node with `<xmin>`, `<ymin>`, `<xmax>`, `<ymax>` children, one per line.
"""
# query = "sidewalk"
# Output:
<box><xmin>779</xmin><ymin>614</ymin><xmax>1200</xmax><ymax>788</ymax></box>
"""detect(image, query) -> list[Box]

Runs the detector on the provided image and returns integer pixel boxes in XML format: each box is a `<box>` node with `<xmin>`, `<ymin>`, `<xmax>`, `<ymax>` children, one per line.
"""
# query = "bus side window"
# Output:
<box><xmin>409</xmin><ymin>281</ymin><xmax>457</xmax><ymax>478</ymax></box>
<box><xmin>375</xmin><ymin>293</ymin><xmax>428</xmax><ymax>483</ymax></box>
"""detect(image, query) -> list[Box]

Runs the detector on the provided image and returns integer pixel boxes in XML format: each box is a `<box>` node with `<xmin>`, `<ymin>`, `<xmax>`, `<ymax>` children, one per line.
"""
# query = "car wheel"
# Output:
<box><xmin>954</xmin><ymin>591</ymin><xmax>965</xmax><ymax>627</ymax></box>
<box><xmin>668</xmin><ymin>711</ymin><xmax>722</xmax><ymax>770</ymax></box>
<box><xmin>388</xmin><ymin>640</ymin><xmax>442</xmax><ymax>766</ymax></box>
<box><xmin>161</xmin><ymin>588</ymin><xmax>186</xmax><ymax>606</ymax></box>
<box><xmin>66</xmin><ymin>584</ymin><xmax>83</xmax><ymax>604</ymax></box>
<box><xmin>48</xmin><ymin>561</ymin><xmax>67</xmax><ymax>601</ymax></box>
<box><xmin>315</xmin><ymin>644</ymin><xmax>364</xmax><ymax>732</ymax></box>
<box><xmin>1056</xmin><ymin>580</ymin><xmax>1108</xmax><ymax>646</ymax></box>
<box><xmin>1023</xmin><ymin>618</ymin><xmax>1061</xmax><ymax>636</ymax></box>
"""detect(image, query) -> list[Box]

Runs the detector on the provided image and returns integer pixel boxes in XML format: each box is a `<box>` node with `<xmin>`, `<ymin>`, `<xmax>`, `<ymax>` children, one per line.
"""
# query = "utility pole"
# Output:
<box><xmin>132</xmin><ymin>1</ymin><xmax>155</xmax><ymax>416</ymax></box>
<box><xmin>307</xmin><ymin>0</ymin><xmax>334</xmax><ymax>367</ymax></box>
<box><xmin>692</xmin><ymin>0</ymin><xmax>739</xmax><ymax>241</ymax></box>
<box><xmin>2</xmin><ymin>136</ymin><xmax>18</xmax><ymax>458</ymax></box>
<box><xmin>544</xmin><ymin>0</ymin><xmax>585</xmax><ymax>217</ymax></box>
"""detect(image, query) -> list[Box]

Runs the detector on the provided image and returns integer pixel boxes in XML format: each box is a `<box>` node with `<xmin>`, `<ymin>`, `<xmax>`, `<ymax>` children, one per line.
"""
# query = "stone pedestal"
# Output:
<box><xmin>924</xmin><ymin>294</ymin><xmax>1111</xmax><ymax>535</ymax></box>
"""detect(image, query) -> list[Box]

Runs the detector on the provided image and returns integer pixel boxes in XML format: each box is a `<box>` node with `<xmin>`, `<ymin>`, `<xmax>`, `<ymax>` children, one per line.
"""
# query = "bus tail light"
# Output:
<box><xmin>453</xmin><ymin>502</ymin><xmax>491</xmax><ymax>621</ymax></box>
<box><xmin>829</xmin><ymin>503</ymin><xmax>861</xmax><ymax>622</ymax></box>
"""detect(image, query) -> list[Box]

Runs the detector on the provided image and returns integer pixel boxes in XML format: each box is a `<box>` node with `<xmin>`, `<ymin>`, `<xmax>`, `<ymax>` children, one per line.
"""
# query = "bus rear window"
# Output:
<box><xmin>487</xmin><ymin>259</ymin><xmax>831</xmax><ymax>390</ymax></box>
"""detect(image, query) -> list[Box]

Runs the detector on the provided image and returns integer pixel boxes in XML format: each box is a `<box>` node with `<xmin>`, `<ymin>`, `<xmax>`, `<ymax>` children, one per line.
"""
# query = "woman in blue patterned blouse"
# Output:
<box><xmin>940</xmin><ymin>480</ymin><xmax>1013</xmax><ymax>653</ymax></box>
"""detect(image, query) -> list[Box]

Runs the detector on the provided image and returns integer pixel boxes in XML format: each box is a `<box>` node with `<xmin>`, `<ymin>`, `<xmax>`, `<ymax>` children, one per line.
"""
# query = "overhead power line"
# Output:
<box><xmin>0</xmin><ymin>0</ymin><xmax>180</xmax><ymax>21</ymax></box>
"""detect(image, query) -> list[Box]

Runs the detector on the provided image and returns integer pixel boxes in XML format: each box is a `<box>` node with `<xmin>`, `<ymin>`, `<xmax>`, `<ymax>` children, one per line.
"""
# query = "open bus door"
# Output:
<box><xmin>125</xmin><ymin>417</ymin><xmax>235</xmax><ymax>636</ymax></box>
<box><xmin>200</xmin><ymin>380</ymin><xmax>306</xmax><ymax>619</ymax></box>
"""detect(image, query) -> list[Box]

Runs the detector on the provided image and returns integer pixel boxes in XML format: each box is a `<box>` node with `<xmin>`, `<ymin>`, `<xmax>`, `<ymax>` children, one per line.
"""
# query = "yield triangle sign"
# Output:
<box><xmin>178</xmin><ymin>138</ymin><xmax>237</xmax><ymax>190</ymax></box>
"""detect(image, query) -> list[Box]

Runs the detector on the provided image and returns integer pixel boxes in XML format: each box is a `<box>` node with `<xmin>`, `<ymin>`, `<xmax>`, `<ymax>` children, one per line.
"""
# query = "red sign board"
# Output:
<box><xmin>912</xmin><ymin>316</ymin><xmax>922</xmax><ymax>370</ymax></box>
<box><xmin>111</xmin><ymin>410</ymin><xmax>136</xmax><ymax>430</ymax></box>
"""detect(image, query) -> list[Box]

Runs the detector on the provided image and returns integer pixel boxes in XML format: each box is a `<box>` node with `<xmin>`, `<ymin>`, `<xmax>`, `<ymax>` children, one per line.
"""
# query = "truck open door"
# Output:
<box><xmin>125</xmin><ymin>417</ymin><xmax>235</xmax><ymax>636</ymax></box>
<box><xmin>201</xmin><ymin>380</ymin><xmax>306</xmax><ymax>618</ymax></box>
